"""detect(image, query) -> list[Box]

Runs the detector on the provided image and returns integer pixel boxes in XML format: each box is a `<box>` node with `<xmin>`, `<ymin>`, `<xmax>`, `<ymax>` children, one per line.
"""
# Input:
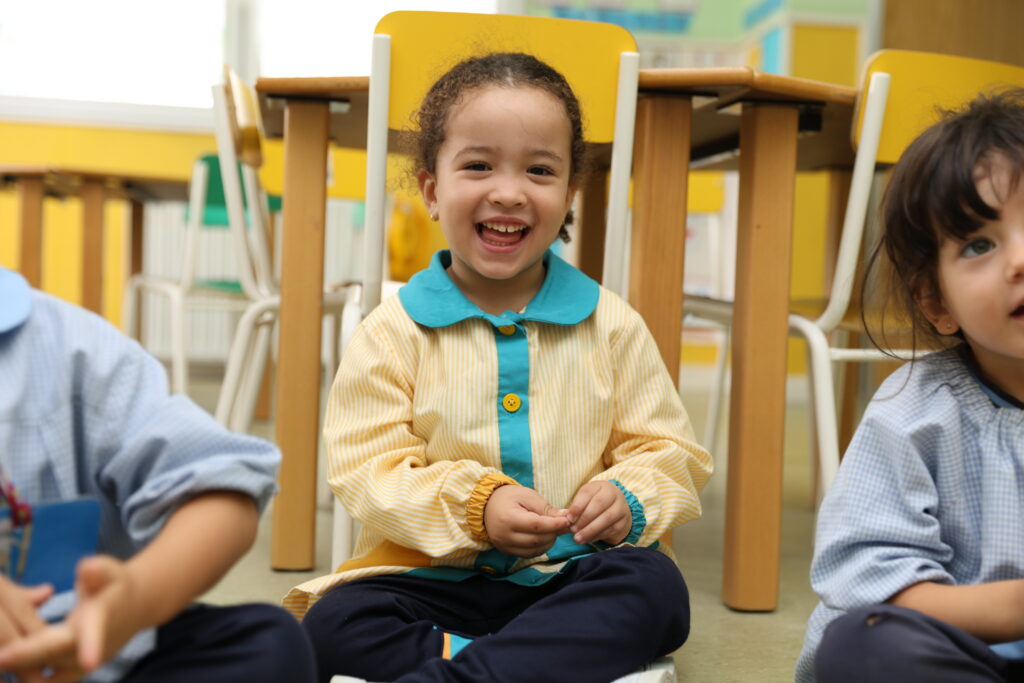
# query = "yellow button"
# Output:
<box><xmin>502</xmin><ymin>393</ymin><xmax>521</xmax><ymax>412</ymax></box>
<box><xmin>479</xmin><ymin>565</ymin><xmax>497</xmax><ymax>574</ymax></box>
<box><xmin>497</xmin><ymin>325</ymin><xmax>516</xmax><ymax>336</ymax></box>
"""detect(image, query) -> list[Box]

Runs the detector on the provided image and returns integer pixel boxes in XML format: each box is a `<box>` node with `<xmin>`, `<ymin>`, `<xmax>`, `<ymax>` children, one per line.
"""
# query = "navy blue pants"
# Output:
<box><xmin>303</xmin><ymin>546</ymin><xmax>689</xmax><ymax>683</ymax></box>
<box><xmin>123</xmin><ymin>603</ymin><xmax>316</xmax><ymax>682</ymax></box>
<box><xmin>816</xmin><ymin>604</ymin><xmax>1024</xmax><ymax>682</ymax></box>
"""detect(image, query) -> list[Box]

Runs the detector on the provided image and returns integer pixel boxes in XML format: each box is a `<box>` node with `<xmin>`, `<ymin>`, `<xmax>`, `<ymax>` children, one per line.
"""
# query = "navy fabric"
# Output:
<box><xmin>303</xmin><ymin>546</ymin><xmax>688</xmax><ymax>683</ymax></box>
<box><xmin>123</xmin><ymin>603</ymin><xmax>316</xmax><ymax>683</ymax></box>
<box><xmin>815</xmin><ymin>604</ymin><xmax>1024</xmax><ymax>682</ymax></box>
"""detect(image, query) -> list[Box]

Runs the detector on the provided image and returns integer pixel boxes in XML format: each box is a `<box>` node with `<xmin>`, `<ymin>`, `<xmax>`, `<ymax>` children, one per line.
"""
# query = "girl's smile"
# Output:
<box><xmin>418</xmin><ymin>84</ymin><xmax>577</xmax><ymax>315</ymax></box>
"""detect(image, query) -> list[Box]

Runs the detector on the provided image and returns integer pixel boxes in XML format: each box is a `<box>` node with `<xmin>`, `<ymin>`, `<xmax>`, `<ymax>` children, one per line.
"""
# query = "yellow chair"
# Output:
<box><xmin>688</xmin><ymin>49</ymin><xmax>1024</xmax><ymax>497</ymax></box>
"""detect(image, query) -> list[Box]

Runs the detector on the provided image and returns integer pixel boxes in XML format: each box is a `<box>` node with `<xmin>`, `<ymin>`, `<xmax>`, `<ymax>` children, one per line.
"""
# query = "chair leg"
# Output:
<box><xmin>234</xmin><ymin>321</ymin><xmax>274</xmax><ymax>433</ymax></box>
<box><xmin>216</xmin><ymin>298</ymin><xmax>277</xmax><ymax>429</ymax></box>
<box><xmin>703</xmin><ymin>325</ymin><xmax>731</xmax><ymax>458</ymax></box>
<box><xmin>789</xmin><ymin>316</ymin><xmax>841</xmax><ymax>503</ymax></box>
<box><xmin>168</xmin><ymin>289</ymin><xmax>188</xmax><ymax>395</ymax></box>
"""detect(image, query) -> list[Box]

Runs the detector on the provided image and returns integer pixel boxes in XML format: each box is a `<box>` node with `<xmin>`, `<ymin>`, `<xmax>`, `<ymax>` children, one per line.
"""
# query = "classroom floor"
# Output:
<box><xmin>195</xmin><ymin>364</ymin><xmax>819</xmax><ymax>682</ymax></box>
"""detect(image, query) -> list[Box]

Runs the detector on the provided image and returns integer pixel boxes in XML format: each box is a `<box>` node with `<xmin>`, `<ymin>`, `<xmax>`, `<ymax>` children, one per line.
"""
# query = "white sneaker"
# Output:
<box><xmin>610</xmin><ymin>656</ymin><xmax>678</xmax><ymax>683</ymax></box>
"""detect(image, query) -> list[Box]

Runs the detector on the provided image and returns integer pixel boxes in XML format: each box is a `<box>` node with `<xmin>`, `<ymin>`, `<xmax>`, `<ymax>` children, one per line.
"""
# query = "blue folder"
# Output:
<box><xmin>0</xmin><ymin>498</ymin><xmax>101</xmax><ymax>593</ymax></box>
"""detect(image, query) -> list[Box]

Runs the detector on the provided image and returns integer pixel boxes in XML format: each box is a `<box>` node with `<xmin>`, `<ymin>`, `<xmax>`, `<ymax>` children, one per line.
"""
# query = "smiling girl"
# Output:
<box><xmin>287</xmin><ymin>53</ymin><xmax>712</xmax><ymax>683</ymax></box>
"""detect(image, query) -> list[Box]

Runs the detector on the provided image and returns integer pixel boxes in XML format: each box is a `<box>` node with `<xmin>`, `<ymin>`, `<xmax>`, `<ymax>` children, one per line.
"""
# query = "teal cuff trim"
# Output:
<box><xmin>399</xmin><ymin>250</ymin><xmax>599</xmax><ymax>328</ymax></box>
<box><xmin>0</xmin><ymin>268</ymin><xmax>31</xmax><ymax>334</ymax></box>
<box><xmin>610</xmin><ymin>480</ymin><xmax>646</xmax><ymax>545</ymax></box>
<box><xmin>407</xmin><ymin>567</ymin><xmax>478</xmax><ymax>582</ymax></box>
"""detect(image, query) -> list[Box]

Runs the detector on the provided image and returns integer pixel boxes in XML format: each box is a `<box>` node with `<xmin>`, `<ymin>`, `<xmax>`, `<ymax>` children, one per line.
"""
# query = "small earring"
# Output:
<box><xmin>945</xmin><ymin>322</ymin><xmax>954</xmax><ymax>331</ymax></box>
<box><xmin>429</xmin><ymin>212</ymin><xmax>438</xmax><ymax>221</ymax></box>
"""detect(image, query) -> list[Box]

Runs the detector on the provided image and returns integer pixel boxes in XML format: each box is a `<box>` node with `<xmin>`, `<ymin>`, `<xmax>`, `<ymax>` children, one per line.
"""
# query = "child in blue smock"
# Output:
<box><xmin>0</xmin><ymin>267</ymin><xmax>314</xmax><ymax>682</ymax></box>
<box><xmin>798</xmin><ymin>89</ymin><xmax>1024</xmax><ymax>681</ymax></box>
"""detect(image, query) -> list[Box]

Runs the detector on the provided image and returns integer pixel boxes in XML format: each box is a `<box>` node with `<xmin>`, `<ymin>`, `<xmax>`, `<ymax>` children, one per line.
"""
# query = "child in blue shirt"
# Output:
<box><xmin>798</xmin><ymin>89</ymin><xmax>1024</xmax><ymax>681</ymax></box>
<box><xmin>0</xmin><ymin>267</ymin><xmax>315</xmax><ymax>682</ymax></box>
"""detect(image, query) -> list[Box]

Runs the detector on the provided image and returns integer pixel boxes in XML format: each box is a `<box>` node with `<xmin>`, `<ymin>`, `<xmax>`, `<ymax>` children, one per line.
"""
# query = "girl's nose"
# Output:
<box><xmin>488</xmin><ymin>176</ymin><xmax>526</xmax><ymax>207</ymax></box>
<box><xmin>1007</xmin><ymin>235</ymin><xmax>1024</xmax><ymax>280</ymax></box>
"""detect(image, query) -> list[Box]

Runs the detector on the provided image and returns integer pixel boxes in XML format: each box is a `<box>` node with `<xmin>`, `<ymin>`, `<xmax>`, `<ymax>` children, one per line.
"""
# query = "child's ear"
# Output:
<box><xmin>915</xmin><ymin>287</ymin><xmax>960</xmax><ymax>335</ymax></box>
<box><xmin>417</xmin><ymin>169</ymin><xmax>439</xmax><ymax>221</ymax></box>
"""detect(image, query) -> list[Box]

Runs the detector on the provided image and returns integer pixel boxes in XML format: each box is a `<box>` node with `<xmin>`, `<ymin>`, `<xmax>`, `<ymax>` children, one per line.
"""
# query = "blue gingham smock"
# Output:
<box><xmin>796</xmin><ymin>347</ymin><xmax>1024</xmax><ymax>681</ymax></box>
<box><xmin>0</xmin><ymin>267</ymin><xmax>280</xmax><ymax>682</ymax></box>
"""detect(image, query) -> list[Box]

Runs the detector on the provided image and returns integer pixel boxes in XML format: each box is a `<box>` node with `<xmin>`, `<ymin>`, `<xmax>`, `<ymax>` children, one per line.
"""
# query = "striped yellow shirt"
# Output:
<box><xmin>283</xmin><ymin>251</ymin><xmax>712</xmax><ymax>619</ymax></box>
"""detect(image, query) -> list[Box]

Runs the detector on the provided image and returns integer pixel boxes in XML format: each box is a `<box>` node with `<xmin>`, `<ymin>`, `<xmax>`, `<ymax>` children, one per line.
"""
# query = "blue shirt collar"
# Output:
<box><xmin>0</xmin><ymin>267</ymin><xmax>31</xmax><ymax>334</ymax></box>
<box><xmin>398</xmin><ymin>250</ymin><xmax>599</xmax><ymax>328</ymax></box>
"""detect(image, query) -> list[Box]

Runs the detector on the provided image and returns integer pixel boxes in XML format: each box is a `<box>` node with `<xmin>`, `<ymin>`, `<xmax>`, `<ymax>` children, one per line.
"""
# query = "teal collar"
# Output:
<box><xmin>0</xmin><ymin>268</ymin><xmax>31</xmax><ymax>334</ymax></box>
<box><xmin>398</xmin><ymin>250</ymin><xmax>599</xmax><ymax>328</ymax></box>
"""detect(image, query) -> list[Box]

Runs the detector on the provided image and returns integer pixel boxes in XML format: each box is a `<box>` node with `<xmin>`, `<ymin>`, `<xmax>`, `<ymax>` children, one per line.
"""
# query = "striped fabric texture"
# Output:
<box><xmin>283</xmin><ymin>254</ymin><xmax>712</xmax><ymax>618</ymax></box>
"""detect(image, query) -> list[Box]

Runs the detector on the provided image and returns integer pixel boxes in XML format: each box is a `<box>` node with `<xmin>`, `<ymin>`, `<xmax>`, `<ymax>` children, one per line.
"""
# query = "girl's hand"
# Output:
<box><xmin>0</xmin><ymin>555</ymin><xmax>145</xmax><ymax>682</ymax></box>
<box><xmin>484</xmin><ymin>485</ymin><xmax>570</xmax><ymax>557</ymax></box>
<box><xmin>0</xmin><ymin>576</ymin><xmax>53</xmax><ymax>681</ymax></box>
<box><xmin>567</xmin><ymin>481</ymin><xmax>632</xmax><ymax>546</ymax></box>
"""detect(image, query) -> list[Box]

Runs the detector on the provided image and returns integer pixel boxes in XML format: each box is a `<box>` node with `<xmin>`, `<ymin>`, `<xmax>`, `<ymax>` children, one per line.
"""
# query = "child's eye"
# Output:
<box><xmin>961</xmin><ymin>237</ymin><xmax>995</xmax><ymax>258</ymax></box>
<box><xmin>463</xmin><ymin>162</ymin><xmax>490</xmax><ymax>172</ymax></box>
<box><xmin>527</xmin><ymin>166</ymin><xmax>555</xmax><ymax>177</ymax></box>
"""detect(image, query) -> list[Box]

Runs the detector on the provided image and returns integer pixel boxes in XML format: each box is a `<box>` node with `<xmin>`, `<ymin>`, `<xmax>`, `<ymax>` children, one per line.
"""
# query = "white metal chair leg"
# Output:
<box><xmin>215</xmin><ymin>297</ymin><xmax>279</xmax><ymax>428</ymax></box>
<box><xmin>168</xmin><ymin>288</ymin><xmax>188</xmax><ymax>395</ymax></box>
<box><xmin>233</xmin><ymin>320</ymin><xmax>274</xmax><ymax>433</ymax></box>
<box><xmin>703</xmin><ymin>325</ymin><xmax>730</xmax><ymax>457</ymax></box>
<box><xmin>789</xmin><ymin>315</ymin><xmax>841</xmax><ymax>501</ymax></box>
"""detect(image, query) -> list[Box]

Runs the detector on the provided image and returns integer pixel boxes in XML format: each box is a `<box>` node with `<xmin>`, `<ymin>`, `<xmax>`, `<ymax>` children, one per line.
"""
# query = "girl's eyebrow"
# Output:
<box><xmin>452</xmin><ymin>145</ymin><xmax>565</xmax><ymax>163</ymax></box>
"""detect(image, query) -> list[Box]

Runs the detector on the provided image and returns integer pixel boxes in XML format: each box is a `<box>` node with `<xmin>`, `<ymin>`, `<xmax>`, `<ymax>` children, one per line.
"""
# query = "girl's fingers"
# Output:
<box><xmin>574</xmin><ymin>507</ymin><xmax>627</xmax><ymax>545</ymax></box>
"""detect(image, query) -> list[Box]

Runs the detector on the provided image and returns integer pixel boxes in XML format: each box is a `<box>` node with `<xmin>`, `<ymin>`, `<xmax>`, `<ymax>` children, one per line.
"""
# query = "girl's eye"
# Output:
<box><xmin>464</xmin><ymin>162</ymin><xmax>490</xmax><ymax>172</ymax></box>
<box><xmin>961</xmin><ymin>237</ymin><xmax>995</xmax><ymax>258</ymax></box>
<box><xmin>528</xmin><ymin>166</ymin><xmax>554</xmax><ymax>177</ymax></box>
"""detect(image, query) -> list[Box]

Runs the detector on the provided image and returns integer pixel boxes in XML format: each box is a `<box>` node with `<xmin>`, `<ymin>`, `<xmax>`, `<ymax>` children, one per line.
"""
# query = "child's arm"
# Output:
<box><xmin>325</xmin><ymin>318</ymin><xmax>522</xmax><ymax>557</ymax></box>
<box><xmin>0</xmin><ymin>491</ymin><xmax>258</xmax><ymax>677</ymax></box>
<box><xmin>889</xmin><ymin>580</ymin><xmax>1024</xmax><ymax>643</ymax></box>
<box><xmin>582</xmin><ymin>308</ymin><xmax>713</xmax><ymax>546</ymax></box>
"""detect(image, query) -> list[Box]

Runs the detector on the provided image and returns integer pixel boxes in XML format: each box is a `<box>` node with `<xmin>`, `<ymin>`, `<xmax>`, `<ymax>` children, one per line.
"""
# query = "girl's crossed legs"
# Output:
<box><xmin>303</xmin><ymin>546</ymin><xmax>689</xmax><ymax>683</ymax></box>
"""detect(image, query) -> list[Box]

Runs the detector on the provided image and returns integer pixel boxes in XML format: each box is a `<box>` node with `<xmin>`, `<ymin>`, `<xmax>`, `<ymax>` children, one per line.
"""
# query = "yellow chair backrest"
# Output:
<box><xmin>375</xmin><ymin>11</ymin><xmax>637</xmax><ymax>143</ymax></box>
<box><xmin>223</xmin><ymin>65</ymin><xmax>264</xmax><ymax>168</ymax></box>
<box><xmin>856</xmin><ymin>50</ymin><xmax>1024</xmax><ymax>163</ymax></box>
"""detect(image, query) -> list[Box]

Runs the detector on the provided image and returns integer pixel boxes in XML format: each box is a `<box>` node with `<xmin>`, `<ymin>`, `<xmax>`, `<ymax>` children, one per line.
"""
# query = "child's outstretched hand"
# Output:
<box><xmin>0</xmin><ymin>575</ymin><xmax>53</xmax><ymax>681</ymax></box>
<box><xmin>484</xmin><ymin>485</ymin><xmax>570</xmax><ymax>557</ymax></box>
<box><xmin>567</xmin><ymin>481</ymin><xmax>632</xmax><ymax>546</ymax></box>
<box><xmin>0</xmin><ymin>555</ymin><xmax>143</xmax><ymax>682</ymax></box>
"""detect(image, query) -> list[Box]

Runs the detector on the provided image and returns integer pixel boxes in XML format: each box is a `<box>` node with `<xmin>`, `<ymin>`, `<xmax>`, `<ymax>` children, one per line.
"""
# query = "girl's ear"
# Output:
<box><xmin>915</xmin><ymin>287</ymin><xmax>960</xmax><ymax>335</ymax></box>
<box><xmin>417</xmin><ymin>169</ymin><xmax>439</xmax><ymax>221</ymax></box>
<box><xmin>564</xmin><ymin>181</ymin><xmax>578</xmax><ymax>216</ymax></box>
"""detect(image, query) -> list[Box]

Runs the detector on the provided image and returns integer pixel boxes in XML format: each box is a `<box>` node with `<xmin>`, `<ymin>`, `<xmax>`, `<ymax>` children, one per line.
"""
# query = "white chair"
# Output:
<box><xmin>209</xmin><ymin>67</ymin><xmax>350</xmax><ymax>433</ymax></box>
<box><xmin>687</xmin><ymin>49</ymin><xmax>1024</xmax><ymax>498</ymax></box>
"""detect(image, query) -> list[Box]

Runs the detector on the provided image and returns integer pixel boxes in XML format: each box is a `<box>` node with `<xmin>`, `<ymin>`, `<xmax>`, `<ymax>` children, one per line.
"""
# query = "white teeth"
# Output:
<box><xmin>480</xmin><ymin>222</ymin><xmax>526</xmax><ymax>233</ymax></box>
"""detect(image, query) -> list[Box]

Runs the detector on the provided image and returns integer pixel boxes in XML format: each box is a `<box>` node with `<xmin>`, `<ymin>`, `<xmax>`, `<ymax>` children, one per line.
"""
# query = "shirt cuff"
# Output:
<box><xmin>610</xmin><ymin>479</ymin><xmax>646</xmax><ymax>545</ymax></box>
<box><xmin>466</xmin><ymin>473</ymin><xmax>519</xmax><ymax>543</ymax></box>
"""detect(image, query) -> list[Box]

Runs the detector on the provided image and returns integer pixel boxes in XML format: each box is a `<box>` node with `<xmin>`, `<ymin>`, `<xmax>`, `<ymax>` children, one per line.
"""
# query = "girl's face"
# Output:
<box><xmin>922</xmin><ymin>152</ymin><xmax>1024</xmax><ymax>397</ymax></box>
<box><xmin>418</xmin><ymin>84</ymin><xmax>576</xmax><ymax>312</ymax></box>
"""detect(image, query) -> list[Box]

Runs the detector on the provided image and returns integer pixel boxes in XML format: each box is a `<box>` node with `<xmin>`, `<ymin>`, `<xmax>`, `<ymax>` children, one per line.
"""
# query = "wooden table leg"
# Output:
<box><xmin>629</xmin><ymin>95</ymin><xmax>692</xmax><ymax>384</ymax></box>
<box><xmin>722</xmin><ymin>103</ymin><xmax>799</xmax><ymax>611</ymax></box>
<box><xmin>129</xmin><ymin>199</ymin><xmax>145</xmax><ymax>338</ymax></box>
<box><xmin>80</xmin><ymin>179</ymin><xmax>106</xmax><ymax>314</ymax></box>
<box><xmin>271</xmin><ymin>99</ymin><xmax>329</xmax><ymax>570</ymax></box>
<box><xmin>17</xmin><ymin>177</ymin><xmax>45</xmax><ymax>289</ymax></box>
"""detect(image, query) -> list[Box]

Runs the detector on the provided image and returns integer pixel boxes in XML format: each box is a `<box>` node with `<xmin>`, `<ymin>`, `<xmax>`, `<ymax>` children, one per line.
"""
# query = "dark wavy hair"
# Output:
<box><xmin>862</xmin><ymin>88</ymin><xmax>1024</xmax><ymax>355</ymax></box>
<box><xmin>413</xmin><ymin>52</ymin><xmax>585</xmax><ymax>242</ymax></box>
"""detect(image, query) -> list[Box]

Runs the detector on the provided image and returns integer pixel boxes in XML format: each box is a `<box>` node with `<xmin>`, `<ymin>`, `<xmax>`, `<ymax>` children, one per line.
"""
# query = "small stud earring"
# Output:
<box><xmin>429</xmin><ymin>212</ymin><xmax>438</xmax><ymax>221</ymax></box>
<box><xmin>945</xmin><ymin>322</ymin><xmax>954</xmax><ymax>331</ymax></box>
